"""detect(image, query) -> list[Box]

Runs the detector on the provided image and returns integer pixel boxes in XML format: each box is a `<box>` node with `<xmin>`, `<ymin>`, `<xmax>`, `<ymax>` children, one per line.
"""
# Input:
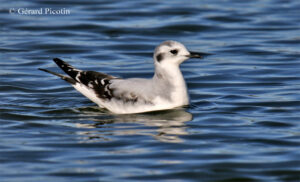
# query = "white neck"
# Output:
<box><xmin>153</xmin><ymin>64</ymin><xmax>189</xmax><ymax>105</ymax></box>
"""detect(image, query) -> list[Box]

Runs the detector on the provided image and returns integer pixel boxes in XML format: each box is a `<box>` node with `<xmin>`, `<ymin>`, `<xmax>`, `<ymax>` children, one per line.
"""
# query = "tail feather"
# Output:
<box><xmin>38</xmin><ymin>68</ymin><xmax>76</xmax><ymax>84</ymax></box>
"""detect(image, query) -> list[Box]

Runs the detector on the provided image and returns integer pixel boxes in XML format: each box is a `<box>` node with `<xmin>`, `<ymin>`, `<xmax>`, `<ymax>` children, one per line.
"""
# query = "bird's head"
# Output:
<box><xmin>153</xmin><ymin>40</ymin><xmax>206</xmax><ymax>67</ymax></box>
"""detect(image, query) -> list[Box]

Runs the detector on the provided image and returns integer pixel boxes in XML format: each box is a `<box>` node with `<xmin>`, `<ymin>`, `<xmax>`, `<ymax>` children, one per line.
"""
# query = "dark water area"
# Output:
<box><xmin>0</xmin><ymin>0</ymin><xmax>300</xmax><ymax>181</ymax></box>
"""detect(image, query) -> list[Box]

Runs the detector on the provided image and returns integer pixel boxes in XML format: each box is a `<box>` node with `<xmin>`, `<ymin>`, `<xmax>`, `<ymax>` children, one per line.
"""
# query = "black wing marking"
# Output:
<box><xmin>40</xmin><ymin>58</ymin><xmax>154</xmax><ymax>105</ymax></box>
<box><xmin>52</xmin><ymin>58</ymin><xmax>116</xmax><ymax>100</ymax></box>
<box><xmin>75</xmin><ymin>70</ymin><xmax>115</xmax><ymax>100</ymax></box>
<box><xmin>53</xmin><ymin>58</ymin><xmax>81</xmax><ymax>81</ymax></box>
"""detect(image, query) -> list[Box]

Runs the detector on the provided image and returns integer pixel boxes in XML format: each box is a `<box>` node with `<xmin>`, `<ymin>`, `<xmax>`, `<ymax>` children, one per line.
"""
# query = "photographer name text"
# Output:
<box><xmin>10</xmin><ymin>8</ymin><xmax>71</xmax><ymax>15</ymax></box>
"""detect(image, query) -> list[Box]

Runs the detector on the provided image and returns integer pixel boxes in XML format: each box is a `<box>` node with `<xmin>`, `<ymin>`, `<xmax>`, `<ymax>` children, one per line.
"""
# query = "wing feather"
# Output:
<box><xmin>40</xmin><ymin>58</ymin><xmax>154</xmax><ymax>107</ymax></box>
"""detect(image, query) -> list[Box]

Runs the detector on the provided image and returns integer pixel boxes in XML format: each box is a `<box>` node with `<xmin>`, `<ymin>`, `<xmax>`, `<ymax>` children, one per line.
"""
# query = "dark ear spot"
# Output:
<box><xmin>156</xmin><ymin>53</ymin><xmax>164</xmax><ymax>62</ymax></box>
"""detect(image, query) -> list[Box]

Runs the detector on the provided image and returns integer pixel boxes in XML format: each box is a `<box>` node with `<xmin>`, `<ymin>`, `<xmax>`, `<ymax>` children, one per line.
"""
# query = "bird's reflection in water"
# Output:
<box><xmin>75</xmin><ymin>107</ymin><xmax>193</xmax><ymax>143</ymax></box>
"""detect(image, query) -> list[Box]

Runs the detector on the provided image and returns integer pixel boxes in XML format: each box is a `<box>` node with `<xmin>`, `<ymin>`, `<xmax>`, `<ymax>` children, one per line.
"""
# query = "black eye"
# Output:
<box><xmin>170</xmin><ymin>49</ymin><xmax>178</xmax><ymax>55</ymax></box>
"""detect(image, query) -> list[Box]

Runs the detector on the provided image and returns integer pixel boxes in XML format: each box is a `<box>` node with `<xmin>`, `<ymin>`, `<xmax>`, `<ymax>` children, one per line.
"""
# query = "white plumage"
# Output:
<box><xmin>39</xmin><ymin>40</ymin><xmax>206</xmax><ymax>114</ymax></box>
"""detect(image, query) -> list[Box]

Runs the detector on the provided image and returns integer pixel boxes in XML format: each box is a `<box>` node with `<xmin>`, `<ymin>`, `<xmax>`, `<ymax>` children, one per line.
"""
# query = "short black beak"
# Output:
<box><xmin>188</xmin><ymin>51</ymin><xmax>211</xmax><ymax>59</ymax></box>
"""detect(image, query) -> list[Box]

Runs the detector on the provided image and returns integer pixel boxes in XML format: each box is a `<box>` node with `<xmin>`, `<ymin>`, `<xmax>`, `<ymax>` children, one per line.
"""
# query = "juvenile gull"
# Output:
<box><xmin>39</xmin><ymin>40</ymin><xmax>207</xmax><ymax>114</ymax></box>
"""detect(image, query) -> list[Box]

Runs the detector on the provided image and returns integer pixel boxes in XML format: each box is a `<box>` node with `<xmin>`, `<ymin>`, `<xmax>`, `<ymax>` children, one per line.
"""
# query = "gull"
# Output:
<box><xmin>39</xmin><ymin>40</ymin><xmax>207</xmax><ymax>114</ymax></box>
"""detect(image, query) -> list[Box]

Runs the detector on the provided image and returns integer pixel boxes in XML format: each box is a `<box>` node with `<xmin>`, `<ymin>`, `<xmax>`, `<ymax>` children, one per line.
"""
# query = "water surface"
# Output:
<box><xmin>0</xmin><ymin>0</ymin><xmax>300</xmax><ymax>181</ymax></box>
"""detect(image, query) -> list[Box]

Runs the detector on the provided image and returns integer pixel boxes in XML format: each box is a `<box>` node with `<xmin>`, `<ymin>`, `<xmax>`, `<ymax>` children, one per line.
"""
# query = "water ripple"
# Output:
<box><xmin>1</xmin><ymin>0</ymin><xmax>300</xmax><ymax>181</ymax></box>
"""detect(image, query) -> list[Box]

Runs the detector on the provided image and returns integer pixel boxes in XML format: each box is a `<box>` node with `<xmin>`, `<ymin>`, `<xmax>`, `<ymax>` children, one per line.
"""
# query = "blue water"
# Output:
<box><xmin>1</xmin><ymin>0</ymin><xmax>300</xmax><ymax>181</ymax></box>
